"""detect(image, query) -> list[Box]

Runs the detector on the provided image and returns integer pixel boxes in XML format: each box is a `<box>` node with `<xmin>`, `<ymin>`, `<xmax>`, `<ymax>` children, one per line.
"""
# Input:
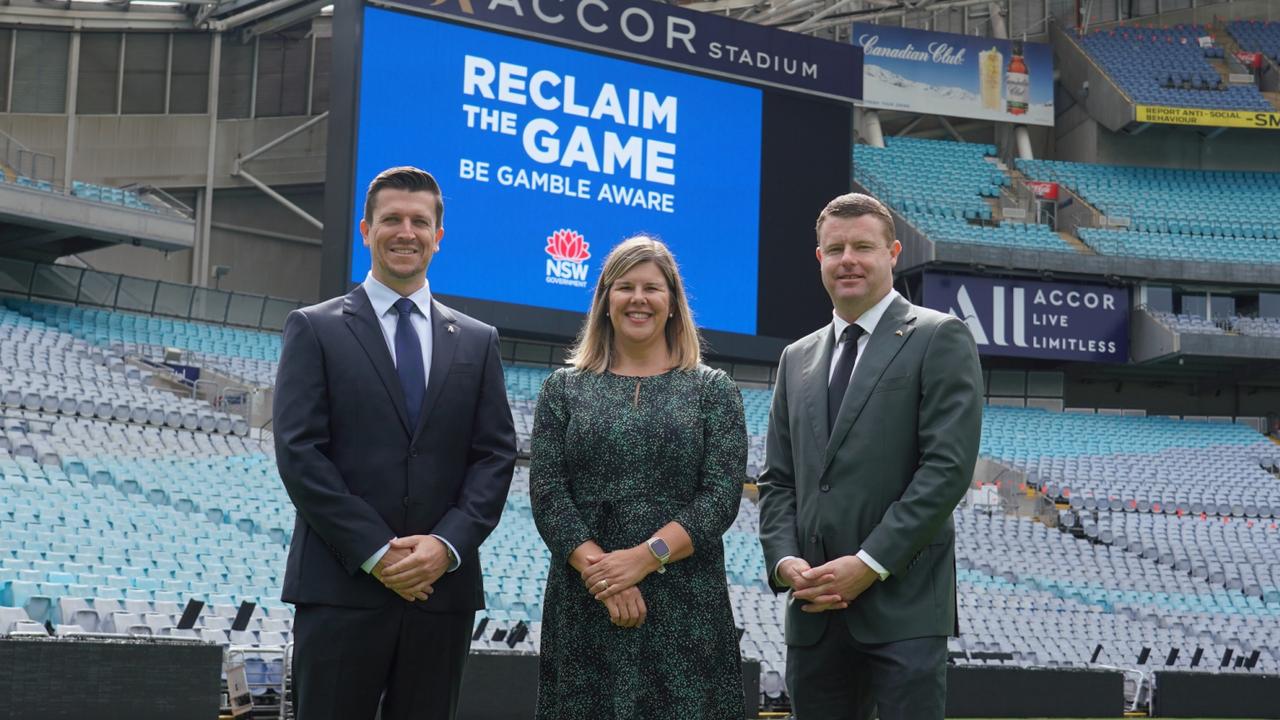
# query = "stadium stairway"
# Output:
<box><xmin>1017</xmin><ymin>157</ymin><xmax>1280</xmax><ymax>265</ymax></box>
<box><xmin>854</xmin><ymin>137</ymin><xmax>1079</xmax><ymax>255</ymax></box>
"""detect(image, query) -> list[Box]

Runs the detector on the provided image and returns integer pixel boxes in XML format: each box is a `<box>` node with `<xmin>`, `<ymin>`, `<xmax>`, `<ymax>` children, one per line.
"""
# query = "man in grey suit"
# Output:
<box><xmin>758</xmin><ymin>193</ymin><xmax>983</xmax><ymax>720</ymax></box>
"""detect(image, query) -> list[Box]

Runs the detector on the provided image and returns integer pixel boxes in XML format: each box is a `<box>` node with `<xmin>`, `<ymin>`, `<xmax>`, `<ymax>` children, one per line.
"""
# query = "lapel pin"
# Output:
<box><xmin>447</xmin><ymin>325</ymin><xmax>457</xmax><ymax>334</ymax></box>
<box><xmin>895</xmin><ymin>329</ymin><xmax>904</xmax><ymax>336</ymax></box>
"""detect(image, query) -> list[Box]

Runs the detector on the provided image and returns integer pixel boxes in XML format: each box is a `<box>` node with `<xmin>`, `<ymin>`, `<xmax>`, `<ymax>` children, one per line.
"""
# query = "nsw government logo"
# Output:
<box><xmin>544</xmin><ymin>229</ymin><xmax>591</xmax><ymax>288</ymax></box>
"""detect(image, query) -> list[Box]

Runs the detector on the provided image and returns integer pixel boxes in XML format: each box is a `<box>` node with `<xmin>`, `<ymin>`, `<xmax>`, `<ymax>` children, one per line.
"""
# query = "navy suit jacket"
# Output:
<box><xmin>274</xmin><ymin>285</ymin><xmax>516</xmax><ymax>612</ymax></box>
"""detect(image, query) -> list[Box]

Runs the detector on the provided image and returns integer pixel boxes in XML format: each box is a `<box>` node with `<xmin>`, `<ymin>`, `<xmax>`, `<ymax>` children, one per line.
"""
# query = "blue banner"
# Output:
<box><xmin>922</xmin><ymin>273</ymin><xmax>1129</xmax><ymax>362</ymax></box>
<box><xmin>353</xmin><ymin>7</ymin><xmax>763</xmax><ymax>335</ymax></box>
<box><xmin>853</xmin><ymin>23</ymin><xmax>1054</xmax><ymax>126</ymax></box>
<box><xmin>373</xmin><ymin>0</ymin><xmax>861</xmax><ymax>101</ymax></box>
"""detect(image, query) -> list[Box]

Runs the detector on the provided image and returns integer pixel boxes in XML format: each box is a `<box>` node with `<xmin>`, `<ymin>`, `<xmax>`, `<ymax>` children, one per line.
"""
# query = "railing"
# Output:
<box><xmin>1081</xmin><ymin>1</ymin><xmax>1280</xmax><ymax>31</ymax></box>
<box><xmin>0</xmin><ymin>257</ymin><xmax>303</xmax><ymax>332</ymax></box>
<box><xmin>119</xmin><ymin>182</ymin><xmax>197</xmax><ymax>218</ymax></box>
<box><xmin>0</xmin><ymin>127</ymin><xmax>55</xmax><ymax>182</ymax></box>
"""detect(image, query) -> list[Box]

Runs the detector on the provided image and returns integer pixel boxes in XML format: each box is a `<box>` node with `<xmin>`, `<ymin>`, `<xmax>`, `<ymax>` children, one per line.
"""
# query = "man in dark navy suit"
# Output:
<box><xmin>274</xmin><ymin>166</ymin><xmax>516</xmax><ymax>720</ymax></box>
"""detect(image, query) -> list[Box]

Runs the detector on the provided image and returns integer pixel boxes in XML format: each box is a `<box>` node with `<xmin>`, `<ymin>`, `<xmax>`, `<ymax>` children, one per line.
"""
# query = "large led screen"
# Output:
<box><xmin>353</xmin><ymin>6</ymin><xmax>763</xmax><ymax>336</ymax></box>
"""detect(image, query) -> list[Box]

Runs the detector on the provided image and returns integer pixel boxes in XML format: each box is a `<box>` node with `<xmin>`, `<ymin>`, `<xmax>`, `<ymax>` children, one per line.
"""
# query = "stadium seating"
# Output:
<box><xmin>1151</xmin><ymin>311</ymin><xmax>1226</xmax><ymax>335</ymax></box>
<box><xmin>9</xmin><ymin>299</ymin><xmax>281</xmax><ymax>388</ymax></box>
<box><xmin>855</xmin><ymin>138</ymin><xmax>1076</xmax><ymax>253</ymax></box>
<box><xmin>1068</xmin><ymin>25</ymin><xmax>1272</xmax><ymax>111</ymax></box>
<box><xmin>982</xmin><ymin>407</ymin><xmax>1280</xmax><ymax>520</ymax></box>
<box><xmin>1231</xmin><ymin>315</ymin><xmax>1280</xmax><ymax>338</ymax></box>
<box><xmin>70</xmin><ymin>181</ymin><xmax>164</xmax><ymax>213</ymax></box>
<box><xmin>3</xmin><ymin>305</ymin><xmax>1277</xmax><ymax>699</ymax></box>
<box><xmin>1016</xmin><ymin>158</ymin><xmax>1280</xmax><ymax>264</ymax></box>
<box><xmin>1</xmin><ymin>303</ymin><xmax>250</xmax><ymax>434</ymax></box>
<box><xmin>11</xmin><ymin>176</ymin><xmax>53</xmax><ymax>193</ymax></box>
<box><xmin>1</xmin><ymin>175</ymin><xmax>172</xmax><ymax>215</ymax></box>
<box><xmin>1228</xmin><ymin>20</ymin><xmax>1280</xmax><ymax>65</ymax></box>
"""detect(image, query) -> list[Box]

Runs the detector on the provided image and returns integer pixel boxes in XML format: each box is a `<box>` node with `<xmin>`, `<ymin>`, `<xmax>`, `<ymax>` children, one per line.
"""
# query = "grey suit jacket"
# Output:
<box><xmin>758</xmin><ymin>294</ymin><xmax>983</xmax><ymax>646</ymax></box>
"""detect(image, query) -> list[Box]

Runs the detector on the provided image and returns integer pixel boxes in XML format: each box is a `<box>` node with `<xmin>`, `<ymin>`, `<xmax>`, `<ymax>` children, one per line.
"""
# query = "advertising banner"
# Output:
<box><xmin>1135</xmin><ymin>105</ymin><xmax>1280</xmax><ymax>129</ymax></box>
<box><xmin>922</xmin><ymin>273</ymin><xmax>1130</xmax><ymax>362</ymax></box>
<box><xmin>1025</xmin><ymin>181</ymin><xmax>1060</xmax><ymax>200</ymax></box>
<box><xmin>353</xmin><ymin>7</ymin><xmax>763</xmax><ymax>335</ymax></box>
<box><xmin>1234</xmin><ymin>51</ymin><xmax>1263</xmax><ymax>70</ymax></box>
<box><xmin>852</xmin><ymin>23</ymin><xmax>1054</xmax><ymax>126</ymax></box>
<box><xmin>377</xmin><ymin>0</ymin><xmax>862</xmax><ymax>101</ymax></box>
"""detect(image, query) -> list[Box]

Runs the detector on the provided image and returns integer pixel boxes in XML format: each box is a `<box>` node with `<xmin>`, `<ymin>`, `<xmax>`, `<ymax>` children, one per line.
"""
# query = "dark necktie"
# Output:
<box><xmin>393</xmin><ymin>298</ymin><xmax>426</xmax><ymax>430</ymax></box>
<box><xmin>828</xmin><ymin>324</ymin><xmax>864</xmax><ymax>431</ymax></box>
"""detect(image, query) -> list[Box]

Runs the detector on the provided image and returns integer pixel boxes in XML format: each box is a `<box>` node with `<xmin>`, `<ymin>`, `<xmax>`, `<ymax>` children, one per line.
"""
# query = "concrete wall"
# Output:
<box><xmin>1052</xmin><ymin>110</ymin><xmax>1280</xmax><ymax>172</ymax></box>
<box><xmin>1094</xmin><ymin>123</ymin><xmax>1280</xmax><ymax>172</ymax></box>
<box><xmin>1064</xmin><ymin>374</ymin><xmax>1280</xmax><ymax>419</ymax></box>
<box><xmin>78</xmin><ymin>185</ymin><xmax>324</xmax><ymax>302</ymax></box>
<box><xmin>0</xmin><ymin>114</ymin><xmax>326</xmax><ymax>188</ymax></box>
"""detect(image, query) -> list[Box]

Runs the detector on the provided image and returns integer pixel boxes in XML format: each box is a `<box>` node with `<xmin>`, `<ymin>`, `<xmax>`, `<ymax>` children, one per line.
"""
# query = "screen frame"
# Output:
<box><xmin>321</xmin><ymin>0</ymin><xmax>854</xmax><ymax>363</ymax></box>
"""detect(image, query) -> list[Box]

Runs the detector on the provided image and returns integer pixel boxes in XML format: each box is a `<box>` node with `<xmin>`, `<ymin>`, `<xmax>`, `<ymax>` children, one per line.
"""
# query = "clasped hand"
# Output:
<box><xmin>581</xmin><ymin>546</ymin><xmax>660</xmax><ymax>602</ymax></box>
<box><xmin>576</xmin><ymin>546</ymin><xmax>659</xmax><ymax>628</ymax></box>
<box><xmin>781</xmin><ymin>555</ymin><xmax>878</xmax><ymax>613</ymax></box>
<box><xmin>373</xmin><ymin>535</ymin><xmax>450</xmax><ymax>602</ymax></box>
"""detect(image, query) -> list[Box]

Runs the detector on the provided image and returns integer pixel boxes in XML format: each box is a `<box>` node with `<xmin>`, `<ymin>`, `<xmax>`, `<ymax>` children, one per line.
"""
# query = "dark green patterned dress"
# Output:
<box><xmin>530</xmin><ymin>365</ymin><xmax>747</xmax><ymax>720</ymax></box>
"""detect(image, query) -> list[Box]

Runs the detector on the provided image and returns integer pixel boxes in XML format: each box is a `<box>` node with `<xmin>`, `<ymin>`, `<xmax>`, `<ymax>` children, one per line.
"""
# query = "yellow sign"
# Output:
<box><xmin>1135</xmin><ymin>105</ymin><xmax>1280</xmax><ymax>129</ymax></box>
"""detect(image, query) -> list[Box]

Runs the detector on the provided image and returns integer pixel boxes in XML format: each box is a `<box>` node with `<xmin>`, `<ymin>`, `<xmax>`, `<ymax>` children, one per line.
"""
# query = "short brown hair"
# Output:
<box><xmin>363</xmin><ymin>166</ymin><xmax>444</xmax><ymax>226</ymax></box>
<box><xmin>567</xmin><ymin>236</ymin><xmax>702</xmax><ymax>374</ymax></box>
<box><xmin>815</xmin><ymin>192</ymin><xmax>895</xmax><ymax>246</ymax></box>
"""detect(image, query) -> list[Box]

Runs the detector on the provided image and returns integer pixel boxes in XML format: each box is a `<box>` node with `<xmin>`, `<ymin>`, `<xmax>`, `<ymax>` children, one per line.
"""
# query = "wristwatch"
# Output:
<box><xmin>646</xmin><ymin>537</ymin><xmax>671</xmax><ymax>574</ymax></box>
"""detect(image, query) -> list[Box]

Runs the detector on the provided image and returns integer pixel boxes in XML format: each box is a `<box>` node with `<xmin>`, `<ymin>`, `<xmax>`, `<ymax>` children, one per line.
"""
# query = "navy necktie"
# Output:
<box><xmin>828</xmin><ymin>324</ymin><xmax>864</xmax><ymax>432</ymax></box>
<box><xmin>393</xmin><ymin>298</ymin><xmax>426</xmax><ymax>430</ymax></box>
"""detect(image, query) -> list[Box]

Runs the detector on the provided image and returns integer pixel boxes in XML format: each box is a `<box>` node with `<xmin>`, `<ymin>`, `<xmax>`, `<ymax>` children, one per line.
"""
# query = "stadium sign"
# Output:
<box><xmin>852</xmin><ymin>23</ymin><xmax>1055</xmax><ymax>126</ymax></box>
<box><xmin>373</xmin><ymin>0</ymin><xmax>863</xmax><ymax>101</ymax></box>
<box><xmin>1025</xmin><ymin>180</ymin><xmax>1059</xmax><ymax>200</ymax></box>
<box><xmin>1135</xmin><ymin>105</ymin><xmax>1280</xmax><ymax>129</ymax></box>
<box><xmin>922</xmin><ymin>272</ymin><xmax>1129</xmax><ymax>363</ymax></box>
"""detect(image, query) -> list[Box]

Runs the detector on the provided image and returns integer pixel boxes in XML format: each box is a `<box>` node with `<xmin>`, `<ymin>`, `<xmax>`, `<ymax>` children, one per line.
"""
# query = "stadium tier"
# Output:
<box><xmin>2</xmin><ymin>175</ymin><xmax>170</xmax><ymax>215</ymax></box>
<box><xmin>1151</xmin><ymin>311</ymin><xmax>1227</xmax><ymax>335</ymax></box>
<box><xmin>1068</xmin><ymin>25</ymin><xmax>1273</xmax><ymax>111</ymax></box>
<box><xmin>7</xmin><ymin>329</ymin><xmax>1276</xmax><ymax>687</ymax></box>
<box><xmin>1017</xmin><ymin>158</ymin><xmax>1280</xmax><ymax>263</ymax></box>
<box><xmin>4</xmin><ymin>1</ymin><xmax>1280</xmax><ymax>716</ymax></box>
<box><xmin>1231</xmin><ymin>315</ymin><xmax>1280</xmax><ymax>338</ymax></box>
<box><xmin>981</xmin><ymin>407</ymin><xmax>1280</xmax><ymax>521</ymax></box>
<box><xmin>10</xmin><ymin>176</ymin><xmax>53</xmax><ymax>193</ymax></box>
<box><xmin>69</xmin><ymin>181</ymin><xmax>165</xmax><ymax>214</ymax></box>
<box><xmin>7</xmin><ymin>299</ymin><xmax>282</xmax><ymax>388</ymax></box>
<box><xmin>1</xmin><ymin>303</ymin><xmax>250</xmax><ymax>434</ymax></box>
<box><xmin>855</xmin><ymin>138</ymin><xmax>1076</xmax><ymax>253</ymax></box>
<box><xmin>1228</xmin><ymin>20</ymin><xmax>1280</xmax><ymax>65</ymax></box>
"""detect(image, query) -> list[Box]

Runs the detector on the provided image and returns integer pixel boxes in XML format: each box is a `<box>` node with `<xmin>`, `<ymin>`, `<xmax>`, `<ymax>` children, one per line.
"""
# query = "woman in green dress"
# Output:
<box><xmin>530</xmin><ymin>236</ymin><xmax>748</xmax><ymax>720</ymax></box>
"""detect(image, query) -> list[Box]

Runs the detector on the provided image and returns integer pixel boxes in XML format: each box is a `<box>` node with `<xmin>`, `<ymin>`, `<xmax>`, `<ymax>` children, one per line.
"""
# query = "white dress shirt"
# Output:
<box><xmin>358</xmin><ymin>272</ymin><xmax>460</xmax><ymax>575</ymax></box>
<box><xmin>774</xmin><ymin>289</ymin><xmax>900</xmax><ymax>586</ymax></box>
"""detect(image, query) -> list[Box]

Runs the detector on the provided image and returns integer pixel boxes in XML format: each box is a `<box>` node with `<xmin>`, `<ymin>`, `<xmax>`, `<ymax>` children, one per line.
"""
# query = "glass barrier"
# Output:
<box><xmin>0</xmin><ymin>259</ymin><xmax>301</xmax><ymax>332</ymax></box>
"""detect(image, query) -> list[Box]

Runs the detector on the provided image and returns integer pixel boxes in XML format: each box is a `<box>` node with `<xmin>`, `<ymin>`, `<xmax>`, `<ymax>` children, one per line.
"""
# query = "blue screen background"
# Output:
<box><xmin>353</xmin><ymin>7</ymin><xmax>764</xmax><ymax>335</ymax></box>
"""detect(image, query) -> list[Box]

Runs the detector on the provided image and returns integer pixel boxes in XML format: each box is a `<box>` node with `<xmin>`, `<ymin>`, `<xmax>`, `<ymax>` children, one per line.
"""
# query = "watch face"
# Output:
<box><xmin>651</xmin><ymin>538</ymin><xmax>670</xmax><ymax>558</ymax></box>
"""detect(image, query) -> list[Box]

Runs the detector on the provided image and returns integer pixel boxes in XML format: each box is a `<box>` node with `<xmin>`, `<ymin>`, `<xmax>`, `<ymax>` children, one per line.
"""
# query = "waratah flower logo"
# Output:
<box><xmin>545</xmin><ymin>229</ymin><xmax>591</xmax><ymax>263</ymax></box>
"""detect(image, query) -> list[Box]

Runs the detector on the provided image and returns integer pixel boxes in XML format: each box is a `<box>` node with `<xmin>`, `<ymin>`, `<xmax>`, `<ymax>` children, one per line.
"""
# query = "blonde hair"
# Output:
<box><xmin>567</xmin><ymin>235</ymin><xmax>702</xmax><ymax>373</ymax></box>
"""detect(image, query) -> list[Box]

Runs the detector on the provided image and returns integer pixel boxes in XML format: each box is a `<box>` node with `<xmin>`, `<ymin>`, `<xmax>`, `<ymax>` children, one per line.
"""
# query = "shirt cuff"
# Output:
<box><xmin>857</xmin><ymin>549</ymin><xmax>891</xmax><ymax>580</ymax></box>
<box><xmin>432</xmin><ymin>534</ymin><xmax>461</xmax><ymax>572</ymax></box>
<box><xmin>361</xmin><ymin>542</ymin><xmax>391</xmax><ymax>574</ymax></box>
<box><xmin>774</xmin><ymin>555</ymin><xmax>799</xmax><ymax>586</ymax></box>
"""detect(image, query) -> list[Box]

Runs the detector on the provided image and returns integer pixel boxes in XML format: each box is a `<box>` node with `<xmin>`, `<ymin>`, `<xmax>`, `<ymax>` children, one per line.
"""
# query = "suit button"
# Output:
<box><xmin>809</xmin><ymin>535</ymin><xmax>818</xmax><ymax>544</ymax></box>
<box><xmin>408</xmin><ymin>448</ymin><xmax>418</xmax><ymax>458</ymax></box>
<box><xmin>820</xmin><ymin>484</ymin><xmax>831</xmax><ymax>492</ymax></box>
<box><xmin>402</xmin><ymin>497</ymin><xmax>410</xmax><ymax>507</ymax></box>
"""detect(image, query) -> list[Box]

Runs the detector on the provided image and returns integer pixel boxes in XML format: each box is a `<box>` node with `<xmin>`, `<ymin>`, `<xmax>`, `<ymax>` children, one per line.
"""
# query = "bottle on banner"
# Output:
<box><xmin>1006</xmin><ymin>41</ymin><xmax>1029</xmax><ymax>115</ymax></box>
